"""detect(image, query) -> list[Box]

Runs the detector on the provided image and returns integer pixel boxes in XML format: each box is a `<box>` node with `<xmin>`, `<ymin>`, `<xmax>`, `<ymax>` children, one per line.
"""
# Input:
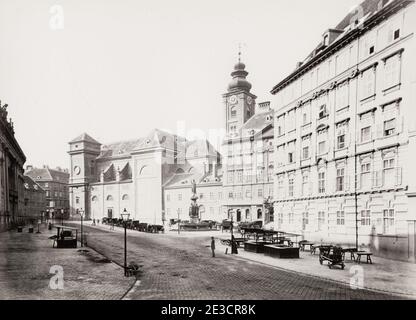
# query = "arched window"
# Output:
<box><xmin>106</xmin><ymin>195</ymin><xmax>114</xmax><ymax>201</ymax></box>
<box><xmin>230</xmin><ymin>107</ymin><xmax>237</xmax><ymax>118</ymax></box>
<box><xmin>92</xmin><ymin>196</ymin><xmax>98</xmax><ymax>202</ymax></box>
<box><xmin>122</xmin><ymin>194</ymin><xmax>129</xmax><ymax>201</ymax></box>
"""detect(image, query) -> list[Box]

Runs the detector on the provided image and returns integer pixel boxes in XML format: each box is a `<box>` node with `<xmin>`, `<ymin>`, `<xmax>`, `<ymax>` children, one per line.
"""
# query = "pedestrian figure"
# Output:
<box><xmin>97</xmin><ymin>219</ymin><xmax>100</xmax><ymax>225</ymax></box>
<box><xmin>231</xmin><ymin>235</ymin><xmax>238</xmax><ymax>254</ymax></box>
<box><xmin>92</xmin><ymin>219</ymin><xmax>96</xmax><ymax>226</ymax></box>
<box><xmin>211</xmin><ymin>237</ymin><xmax>216</xmax><ymax>257</ymax></box>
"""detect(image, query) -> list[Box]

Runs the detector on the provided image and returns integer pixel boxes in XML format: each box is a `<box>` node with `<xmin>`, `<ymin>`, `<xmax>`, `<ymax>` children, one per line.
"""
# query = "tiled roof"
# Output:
<box><xmin>335</xmin><ymin>0</ymin><xmax>386</xmax><ymax>31</ymax></box>
<box><xmin>70</xmin><ymin>133</ymin><xmax>101</xmax><ymax>145</ymax></box>
<box><xmin>25</xmin><ymin>167</ymin><xmax>69</xmax><ymax>182</ymax></box>
<box><xmin>98</xmin><ymin>139</ymin><xmax>143</xmax><ymax>159</ymax></box>
<box><xmin>240</xmin><ymin>109</ymin><xmax>274</xmax><ymax>136</ymax></box>
<box><xmin>23</xmin><ymin>175</ymin><xmax>45</xmax><ymax>192</ymax></box>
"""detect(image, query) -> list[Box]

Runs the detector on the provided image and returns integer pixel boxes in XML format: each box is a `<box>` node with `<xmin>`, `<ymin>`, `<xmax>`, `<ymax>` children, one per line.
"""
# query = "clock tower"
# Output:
<box><xmin>68</xmin><ymin>133</ymin><xmax>101</xmax><ymax>219</ymax></box>
<box><xmin>223</xmin><ymin>57</ymin><xmax>257</xmax><ymax>137</ymax></box>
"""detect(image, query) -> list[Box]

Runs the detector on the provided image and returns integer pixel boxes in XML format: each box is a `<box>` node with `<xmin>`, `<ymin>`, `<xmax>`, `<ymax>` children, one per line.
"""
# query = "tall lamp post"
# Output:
<box><xmin>177</xmin><ymin>208</ymin><xmax>180</xmax><ymax>235</ymax></box>
<box><xmin>230</xmin><ymin>209</ymin><xmax>235</xmax><ymax>253</ymax></box>
<box><xmin>78</xmin><ymin>208</ymin><xmax>84</xmax><ymax>247</ymax></box>
<box><xmin>121</xmin><ymin>208</ymin><xmax>130</xmax><ymax>277</ymax></box>
<box><xmin>61</xmin><ymin>208</ymin><xmax>65</xmax><ymax>226</ymax></box>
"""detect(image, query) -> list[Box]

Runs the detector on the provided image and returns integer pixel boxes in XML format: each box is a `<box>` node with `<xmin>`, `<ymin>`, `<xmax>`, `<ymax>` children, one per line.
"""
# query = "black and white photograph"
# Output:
<box><xmin>0</xmin><ymin>0</ymin><xmax>416</xmax><ymax>310</ymax></box>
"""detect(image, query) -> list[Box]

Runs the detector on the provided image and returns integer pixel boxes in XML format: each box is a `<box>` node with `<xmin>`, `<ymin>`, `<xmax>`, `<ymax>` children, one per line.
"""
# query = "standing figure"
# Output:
<box><xmin>211</xmin><ymin>237</ymin><xmax>216</xmax><ymax>257</ymax></box>
<box><xmin>231</xmin><ymin>235</ymin><xmax>238</xmax><ymax>254</ymax></box>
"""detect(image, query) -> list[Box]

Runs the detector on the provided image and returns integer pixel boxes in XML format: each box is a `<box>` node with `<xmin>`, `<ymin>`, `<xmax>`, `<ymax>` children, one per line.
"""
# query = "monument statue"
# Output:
<box><xmin>189</xmin><ymin>179</ymin><xmax>200</xmax><ymax>222</ymax></box>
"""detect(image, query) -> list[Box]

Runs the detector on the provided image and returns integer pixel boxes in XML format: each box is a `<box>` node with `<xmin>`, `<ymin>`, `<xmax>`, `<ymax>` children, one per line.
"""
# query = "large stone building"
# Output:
<box><xmin>23</xmin><ymin>175</ymin><xmax>46</xmax><ymax>221</ymax></box>
<box><xmin>270</xmin><ymin>0</ymin><xmax>416</xmax><ymax>261</ymax></box>
<box><xmin>0</xmin><ymin>101</ymin><xmax>26</xmax><ymax>230</ymax></box>
<box><xmin>68</xmin><ymin>130</ymin><xmax>222</xmax><ymax>226</ymax></box>
<box><xmin>25</xmin><ymin>166</ymin><xmax>70</xmax><ymax>220</ymax></box>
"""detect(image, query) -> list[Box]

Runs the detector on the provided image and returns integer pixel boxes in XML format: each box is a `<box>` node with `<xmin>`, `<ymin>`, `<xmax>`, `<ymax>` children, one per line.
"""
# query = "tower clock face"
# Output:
<box><xmin>74</xmin><ymin>166</ymin><xmax>81</xmax><ymax>175</ymax></box>
<box><xmin>229</xmin><ymin>95</ymin><xmax>237</xmax><ymax>105</ymax></box>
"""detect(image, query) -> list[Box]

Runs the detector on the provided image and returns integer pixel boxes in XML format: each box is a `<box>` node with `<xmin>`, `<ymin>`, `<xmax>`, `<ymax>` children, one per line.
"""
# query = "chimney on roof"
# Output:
<box><xmin>26</xmin><ymin>165</ymin><xmax>33</xmax><ymax>172</ymax></box>
<box><xmin>257</xmin><ymin>101</ymin><xmax>271</xmax><ymax>113</ymax></box>
<box><xmin>295</xmin><ymin>62</ymin><xmax>303</xmax><ymax>69</ymax></box>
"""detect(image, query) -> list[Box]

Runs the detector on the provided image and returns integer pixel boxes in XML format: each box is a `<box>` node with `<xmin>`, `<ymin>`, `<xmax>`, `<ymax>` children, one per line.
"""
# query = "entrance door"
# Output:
<box><xmin>236</xmin><ymin>210</ymin><xmax>241</xmax><ymax>222</ymax></box>
<box><xmin>107</xmin><ymin>208</ymin><xmax>113</xmax><ymax>219</ymax></box>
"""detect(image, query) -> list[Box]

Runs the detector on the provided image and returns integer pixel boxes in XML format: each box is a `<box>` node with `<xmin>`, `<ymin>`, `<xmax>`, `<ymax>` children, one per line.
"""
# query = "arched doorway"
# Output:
<box><xmin>236</xmin><ymin>209</ymin><xmax>241</xmax><ymax>222</ymax></box>
<box><xmin>245</xmin><ymin>209</ymin><xmax>250</xmax><ymax>221</ymax></box>
<box><xmin>257</xmin><ymin>209</ymin><xmax>262</xmax><ymax>220</ymax></box>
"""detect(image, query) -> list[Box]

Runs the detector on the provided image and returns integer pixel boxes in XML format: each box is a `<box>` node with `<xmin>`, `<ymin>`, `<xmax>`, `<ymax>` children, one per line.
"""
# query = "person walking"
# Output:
<box><xmin>231</xmin><ymin>235</ymin><xmax>238</xmax><ymax>254</ymax></box>
<box><xmin>211</xmin><ymin>237</ymin><xmax>216</xmax><ymax>258</ymax></box>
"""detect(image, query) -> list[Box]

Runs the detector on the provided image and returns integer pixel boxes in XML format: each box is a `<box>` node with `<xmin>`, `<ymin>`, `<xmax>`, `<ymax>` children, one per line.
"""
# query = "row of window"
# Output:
<box><xmin>226</xmin><ymin>169</ymin><xmax>274</xmax><ymax>184</ymax></box>
<box><xmin>276</xmin><ymin>49</ymin><xmax>403</xmax><ymax>137</ymax></box>
<box><xmin>277</xmin><ymin>157</ymin><xmax>400</xmax><ymax>197</ymax></box>
<box><xmin>227</xmin><ymin>187</ymin><xmax>273</xmax><ymax>200</ymax></box>
<box><xmin>166</xmin><ymin>192</ymin><xmax>223</xmax><ymax>202</ymax></box>
<box><xmin>276</xmin><ymin>209</ymin><xmax>395</xmax><ymax>234</ymax></box>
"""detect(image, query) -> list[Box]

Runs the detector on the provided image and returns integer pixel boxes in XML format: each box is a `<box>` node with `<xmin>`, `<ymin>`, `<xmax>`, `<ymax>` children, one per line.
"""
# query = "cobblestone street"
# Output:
<box><xmin>0</xmin><ymin>226</ymin><xmax>134</xmax><ymax>299</ymax></box>
<box><xmin>77</xmin><ymin>224</ymin><xmax>406</xmax><ymax>300</ymax></box>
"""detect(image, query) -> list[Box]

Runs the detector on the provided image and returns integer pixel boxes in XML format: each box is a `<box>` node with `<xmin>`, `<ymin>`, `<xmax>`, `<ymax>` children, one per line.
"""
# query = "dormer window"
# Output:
<box><xmin>318</xmin><ymin>105</ymin><xmax>327</xmax><ymax>119</ymax></box>
<box><xmin>394</xmin><ymin>29</ymin><xmax>400</xmax><ymax>40</ymax></box>
<box><xmin>323</xmin><ymin>35</ymin><xmax>329</xmax><ymax>46</ymax></box>
<box><xmin>369</xmin><ymin>46</ymin><xmax>375</xmax><ymax>55</ymax></box>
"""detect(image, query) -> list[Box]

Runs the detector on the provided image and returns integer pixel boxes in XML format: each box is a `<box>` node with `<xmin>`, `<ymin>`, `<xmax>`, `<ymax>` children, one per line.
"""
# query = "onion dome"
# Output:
<box><xmin>228</xmin><ymin>60</ymin><xmax>252</xmax><ymax>92</ymax></box>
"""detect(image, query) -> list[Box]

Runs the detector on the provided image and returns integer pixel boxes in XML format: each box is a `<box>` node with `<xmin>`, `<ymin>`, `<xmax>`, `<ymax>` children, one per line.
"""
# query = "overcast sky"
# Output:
<box><xmin>0</xmin><ymin>0</ymin><xmax>362</xmax><ymax>169</ymax></box>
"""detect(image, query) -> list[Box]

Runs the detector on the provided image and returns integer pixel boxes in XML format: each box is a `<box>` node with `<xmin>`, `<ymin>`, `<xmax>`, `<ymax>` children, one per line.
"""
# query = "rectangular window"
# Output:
<box><xmin>361</xmin><ymin>126</ymin><xmax>371</xmax><ymax>142</ymax></box>
<box><xmin>245</xmin><ymin>190</ymin><xmax>252</xmax><ymax>199</ymax></box>
<box><xmin>236</xmin><ymin>170</ymin><xmax>243</xmax><ymax>183</ymax></box>
<box><xmin>288</xmin><ymin>212</ymin><xmax>294</xmax><ymax>224</ymax></box>
<box><xmin>288</xmin><ymin>152</ymin><xmax>294</xmax><ymax>164</ymax></box>
<box><xmin>258</xmin><ymin>188</ymin><xmax>263</xmax><ymax>198</ymax></box>
<box><xmin>318</xmin><ymin>141</ymin><xmax>326</xmax><ymax>155</ymax></box>
<box><xmin>218</xmin><ymin>192</ymin><xmax>222</xmax><ymax>200</ymax></box>
<box><xmin>336</xmin><ymin>83</ymin><xmax>349</xmax><ymax>110</ymax></box>
<box><xmin>384</xmin><ymin>118</ymin><xmax>396</xmax><ymax>136</ymax></box>
<box><xmin>228</xmin><ymin>192</ymin><xmax>234</xmax><ymax>199</ymax></box>
<box><xmin>244</xmin><ymin>169</ymin><xmax>252</xmax><ymax>183</ymax></box>
<box><xmin>302</xmin><ymin>146</ymin><xmax>309</xmax><ymax>160</ymax></box>
<box><xmin>178</xmin><ymin>194</ymin><xmax>182</xmax><ymax>201</ymax></box>
<box><xmin>166</xmin><ymin>194</ymin><xmax>170</xmax><ymax>202</ymax></box>
<box><xmin>337</xmin><ymin>135</ymin><xmax>345</xmax><ymax>149</ymax></box>
<box><xmin>336</xmin><ymin>211</ymin><xmax>345</xmax><ymax>225</ymax></box>
<box><xmin>302</xmin><ymin>173</ymin><xmax>309</xmax><ymax>196</ymax></box>
<box><xmin>227</xmin><ymin>171</ymin><xmax>234</xmax><ymax>184</ymax></box>
<box><xmin>336</xmin><ymin>168</ymin><xmax>345</xmax><ymax>192</ymax></box>
<box><xmin>210</xmin><ymin>192</ymin><xmax>214</xmax><ymax>200</ymax></box>
<box><xmin>318</xmin><ymin>171</ymin><xmax>325</xmax><ymax>194</ymax></box>
<box><xmin>318</xmin><ymin>211</ymin><xmax>325</xmax><ymax>231</ymax></box>
<box><xmin>256</xmin><ymin>168</ymin><xmax>264</xmax><ymax>182</ymax></box>
<box><xmin>384</xmin><ymin>54</ymin><xmax>401</xmax><ymax>90</ymax></box>
<box><xmin>360</xmin><ymin>67</ymin><xmax>376</xmax><ymax>100</ymax></box>
<box><xmin>361</xmin><ymin>210</ymin><xmax>371</xmax><ymax>226</ymax></box>
<box><xmin>383</xmin><ymin>209</ymin><xmax>395</xmax><ymax>234</ymax></box>
<box><xmin>288</xmin><ymin>178</ymin><xmax>294</xmax><ymax>197</ymax></box>
<box><xmin>318</xmin><ymin>104</ymin><xmax>327</xmax><ymax>119</ymax></box>
<box><xmin>302</xmin><ymin>212</ymin><xmax>309</xmax><ymax>230</ymax></box>
<box><xmin>383</xmin><ymin>157</ymin><xmax>395</xmax><ymax>186</ymax></box>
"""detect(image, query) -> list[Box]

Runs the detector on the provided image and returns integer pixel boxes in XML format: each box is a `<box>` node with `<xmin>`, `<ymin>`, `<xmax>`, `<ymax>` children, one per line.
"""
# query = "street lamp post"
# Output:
<box><xmin>177</xmin><ymin>209</ymin><xmax>180</xmax><ymax>235</ymax></box>
<box><xmin>78</xmin><ymin>208</ymin><xmax>84</xmax><ymax>247</ymax></box>
<box><xmin>61</xmin><ymin>209</ymin><xmax>64</xmax><ymax>226</ymax></box>
<box><xmin>230</xmin><ymin>209</ymin><xmax>235</xmax><ymax>254</ymax></box>
<box><xmin>121</xmin><ymin>208</ymin><xmax>130</xmax><ymax>277</ymax></box>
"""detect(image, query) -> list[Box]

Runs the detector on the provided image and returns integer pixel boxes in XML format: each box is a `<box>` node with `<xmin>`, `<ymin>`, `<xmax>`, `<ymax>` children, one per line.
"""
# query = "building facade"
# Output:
<box><xmin>0</xmin><ymin>101</ymin><xmax>26</xmax><ymax>230</ymax></box>
<box><xmin>25</xmin><ymin>166</ymin><xmax>70</xmax><ymax>220</ymax></box>
<box><xmin>68</xmin><ymin>130</ymin><xmax>222</xmax><ymax>226</ymax></box>
<box><xmin>23</xmin><ymin>175</ymin><xmax>46</xmax><ymax>222</ymax></box>
<box><xmin>271</xmin><ymin>0</ymin><xmax>416</xmax><ymax>261</ymax></box>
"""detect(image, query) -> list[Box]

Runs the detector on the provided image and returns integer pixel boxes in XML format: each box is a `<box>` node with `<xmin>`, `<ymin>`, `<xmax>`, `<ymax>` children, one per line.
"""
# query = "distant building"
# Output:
<box><xmin>270</xmin><ymin>0</ymin><xmax>416</xmax><ymax>261</ymax></box>
<box><xmin>0</xmin><ymin>101</ymin><xmax>26</xmax><ymax>230</ymax></box>
<box><xmin>23</xmin><ymin>176</ymin><xmax>46</xmax><ymax>221</ymax></box>
<box><xmin>221</xmin><ymin>59</ymin><xmax>274</xmax><ymax>225</ymax></box>
<box><xmin>25</xmin><ymin>166</ymin><xmax>70</xmax><ymax>220</ymax></box>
